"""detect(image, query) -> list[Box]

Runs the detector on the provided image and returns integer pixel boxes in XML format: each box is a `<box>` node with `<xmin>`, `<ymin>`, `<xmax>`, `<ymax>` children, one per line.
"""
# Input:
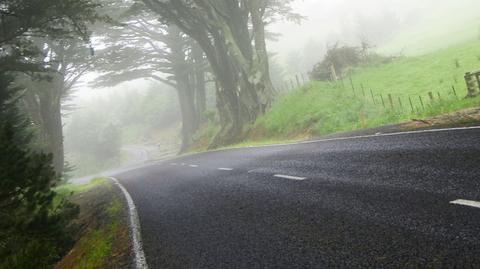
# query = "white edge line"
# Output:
<box><xmin>450</xmin><ymin>199</ymin><xmax>480</xmax><ymax>209</ymax></box>
<box><xmin>189</xmin><ymin>164</ymin><xmax>199</xmax><ymax>167</ymax></box>
<box><xmin>109</xmin><ymin>177</ymin><xmax>148</xmax><ymax>269</ymax></box>
<box><xmin>148</xmin><ymin>126</ymin><xmax>480</xmax><ymax>173</ymax></box>
<box><xmin>218</xmin><ymin>168</ymin><xmax>233</xmax><ymax>171</ymax></box>
<box><xmin>274</xmin><ymin>174</ymin><xmax>306</xmax><ymax>181</ymax></box>
<box><xmin>258</xmin><ymin>126</ymin><xmax>480</xmax><ymax>148</ymax></box>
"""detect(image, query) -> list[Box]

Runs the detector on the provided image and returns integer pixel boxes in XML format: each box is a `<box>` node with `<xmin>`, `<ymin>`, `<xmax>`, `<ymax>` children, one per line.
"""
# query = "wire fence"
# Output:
<box><xmin>278</xmin><ymin>71</ymin><xmax>478</xmax><ymax>118</ymax></box>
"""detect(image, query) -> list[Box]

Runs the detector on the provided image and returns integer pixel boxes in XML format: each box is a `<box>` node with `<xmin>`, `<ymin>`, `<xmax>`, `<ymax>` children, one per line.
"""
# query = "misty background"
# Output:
<box><xmin>66</xmin><ymin>0</ymin><xmax>480</xmax><ymax>177</ymax></box>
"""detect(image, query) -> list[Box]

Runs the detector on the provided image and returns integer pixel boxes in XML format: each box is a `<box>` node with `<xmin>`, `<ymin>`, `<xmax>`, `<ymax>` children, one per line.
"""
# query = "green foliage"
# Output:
<box><xmin>0</xmin><ymin>74</ymin><xmax>79</xmax><ymax>268</ymax></box>
<box><xmin>256</xmin><ymin>41</ymin><xmax>480</xmax><ymax>140</ymax></box>
<box><xmin>74</xmin><ymin>196</ymin><xmax>123</xmax><ymax>269</ymax></box>
<box><xmin>0</xmin><ymin>0</ymin><xmax>106</xmax><ymax>267</ymax></box>
<box><xmin>77</xmin><ymin>196</ymin><xmax>123</xmax><ymax>269</ymax></box>
<box><xmin>310</xmin><ymin>42</ymin><xmax>395</xmax><ymax>81</ymax></box>
<box><xmin>316</xmin><ymin>44</ymin><xmax>363</xmax><ymax>78</ymax></box>
<box><xmin>55</xmin><ymin>179</ymin><xmax>107</xmax><ymax>199</ymax></box>
<box><xmin>0</xmin><ymin>0</ymin><xmax>102</xmax><ymax>75</ymax></box>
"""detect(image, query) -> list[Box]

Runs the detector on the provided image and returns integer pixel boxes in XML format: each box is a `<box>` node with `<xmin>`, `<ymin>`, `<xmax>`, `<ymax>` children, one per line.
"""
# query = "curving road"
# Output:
<box><xmin>115</xmin><ymin>127</ymin><xmax>480</xmax><ymax>268</ymax></box>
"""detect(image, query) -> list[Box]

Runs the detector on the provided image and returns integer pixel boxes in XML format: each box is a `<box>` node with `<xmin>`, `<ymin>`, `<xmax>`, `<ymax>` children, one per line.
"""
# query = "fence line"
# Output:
<box><xmin>277</xmin><ymin>72</ymin><xmax>475</xmax><ymax>119</ymax></box>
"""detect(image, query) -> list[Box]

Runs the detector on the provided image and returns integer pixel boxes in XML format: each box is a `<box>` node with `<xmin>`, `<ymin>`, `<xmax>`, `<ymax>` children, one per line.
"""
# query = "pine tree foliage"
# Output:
<box><xmin>0</xmin><ymin>0</ymin><xmax>102</xmax><ymax>267</ymax></box>
<box><xmin>0</xmin><ymin>74</ymin><xmax>79</xmax><ymax>268</ymax></box>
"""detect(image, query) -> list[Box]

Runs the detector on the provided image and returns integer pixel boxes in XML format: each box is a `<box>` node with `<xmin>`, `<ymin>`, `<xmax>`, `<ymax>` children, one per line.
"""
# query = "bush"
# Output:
<box><xmin>0</xmin><ymin>74</ymin><xmax>78</xmax><ymax>268</ymax></box>
<box><xmin>310</xmin><ymin>42</ymin><xmax>397</xmax><ymax>81</ymax></box>
<box><xmin>310</xmin><ymin>43</ymin><xmax>362</xmax><ymax>81</ymax></box>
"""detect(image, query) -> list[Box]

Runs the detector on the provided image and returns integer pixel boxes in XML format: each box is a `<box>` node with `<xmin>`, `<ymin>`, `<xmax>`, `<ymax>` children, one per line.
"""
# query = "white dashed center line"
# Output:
<box><xmin>218</xmin><ymin>168</ymin><xmax>233</xmax><ymax>171</ymax></box>
<box><xmin>274</xmin><ymin>174</ymin><xmax>306</xmax><ymax>181</ymax></box>
<box><xmin>189</xmin><ymin>164</ymin><xmax>199</xmax><ymax>168</ymax></box>
<box><xmin>450</xmin><ymin>199</ymin><xmax>480</xmax><ymax>209</ymax></box>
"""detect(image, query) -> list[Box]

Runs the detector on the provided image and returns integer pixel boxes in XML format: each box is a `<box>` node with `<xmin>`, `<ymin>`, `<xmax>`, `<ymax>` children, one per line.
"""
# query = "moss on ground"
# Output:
<box><xmin>55</xmin><ymin>180</ymin><xmax>130</xmax><ymax>269</ymax></box>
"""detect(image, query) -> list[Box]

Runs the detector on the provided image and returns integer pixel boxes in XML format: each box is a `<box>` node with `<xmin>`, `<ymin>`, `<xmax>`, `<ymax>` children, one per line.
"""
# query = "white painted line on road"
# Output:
<box><xmin>158</xmin><ymin>126</ymin><xmax>480</xmax><ymax>167</ymax></box>
<box><xmin>274</xmin><ymin>174</ymin><xmax>306</xmax><ymax>181</ymax></box>
<box><xmin>218</xmin><ymin>168</ymin><xmax>233</xmax><ymax>171</ymax></box>
<box><xmin>273</xmin><ymin>126</ymin><xmax>480</xmax><ymax>147</ymax></box>
<box><xmin>450</xmin><ymin>199</ymin><xmax>480</xmax><ymax>209</ymax></box>
<box><xmin>189</xmin><ymin>164</ymin><xmax>199</xmax><ymax>168</ymax></box>
<box><xmin>109</xmin><ymin>177</ymin><xmax>148</xmax><ymax>269</ymax></box>
<box><xmin>203</xmin><ymin>126</ymin><xmax>480</xmax><ymax>153</ymax></box>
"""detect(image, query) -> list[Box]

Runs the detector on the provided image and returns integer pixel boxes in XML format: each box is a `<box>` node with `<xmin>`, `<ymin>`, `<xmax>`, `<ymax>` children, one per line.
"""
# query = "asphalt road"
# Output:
<box><xmin>115</xmin><ymin>127</ymin><xmax>480</xmax><ymax>269</ymax></box>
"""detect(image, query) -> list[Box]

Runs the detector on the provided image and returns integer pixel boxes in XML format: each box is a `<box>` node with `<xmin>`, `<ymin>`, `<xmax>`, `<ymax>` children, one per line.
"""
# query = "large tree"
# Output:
<box><xmin>142</xmin><ymin>0</ymin><xmax>300</xmax><ymax>147</ymax></box>
<box><xmin>0</xmin><ymin>0</ymin><xmax>101</xmax><ymax>266</ymax></box>
<box><xmin>94</xmin><ymin>4</ymin><xmax>208</xmax><ymax>151</ymax></box>
<box><xmin>16</xmin><ymin>37</ymin><xmax>94</xmax><ymax>173</ymax></box>
<box><xmin>1</xmin><ymin>0</ymin><xmax>102</xmax><ymax>173</ymax></box>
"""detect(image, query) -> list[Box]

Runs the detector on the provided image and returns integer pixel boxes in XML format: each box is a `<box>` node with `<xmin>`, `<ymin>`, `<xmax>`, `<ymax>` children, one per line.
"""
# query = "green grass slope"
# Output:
<box><xmin>253</xmin><ymin>41</ymin><xmax>480</xmax><ymax>141</ymax></box>
<box><xmin>188</xmin><ymin>40</ymin><xmax>480</xmax><ymax>151</ymax></box>
<box><xmin>379</xmin><ymin>1</ymin><xmax>480</xmax><ymax>56</ymax></box>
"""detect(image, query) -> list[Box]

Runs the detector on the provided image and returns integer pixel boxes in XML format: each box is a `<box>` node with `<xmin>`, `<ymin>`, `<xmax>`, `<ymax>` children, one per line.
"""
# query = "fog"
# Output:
<box><xmin>60</xmin><ymin>0</ymin><xmax>480</xmax><ymax>177</ymax></box>
<box><xmin>4</xmin><ymin>0</ymin><xmax>480</xmax><ymax>265</ymax></box>
<box><xmin>269</xmin><ymin>0</ymin><xmax>480</xmax><ymax>73</ymax></box>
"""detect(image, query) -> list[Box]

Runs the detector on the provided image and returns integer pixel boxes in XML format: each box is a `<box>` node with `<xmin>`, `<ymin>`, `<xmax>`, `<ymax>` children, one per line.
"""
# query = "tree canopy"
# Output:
<box><xmin>141</xmin><ymin>0</ymin><xmax>300</xmax><ymax>147</ymax></box>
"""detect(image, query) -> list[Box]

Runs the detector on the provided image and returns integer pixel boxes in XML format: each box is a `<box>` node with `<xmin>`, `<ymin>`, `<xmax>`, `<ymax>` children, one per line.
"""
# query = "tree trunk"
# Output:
<box><xmin>23</xmin><ymin>73</ymin><xmax>65</xmax><ymax>174</ymax></box>
<box><xmin>192</xmin><ymin>42</ymin><xmax>206</xmax><ymax>124</ymax></box>
<box><xmin>176</xmin><ymin>83</ymin><xmax>197</xmax><ymax>152</ymax></box>
<box><xmin>141</xmin><ymin>1</ymin><xmax>276</xmax><ymax>148</ymax></box>
<box><xmin>41</xmin><ymin>74</ymin><xmax>64</xmax><ymax>174</ymax></box>
<box><xmin>168</xmin><ymin>26</ymin><xmax>199</xmax><ymax>152</ymax></box>
<box><xmin>204</xmin><ymin>28</ymin><xmax>274</xmax><ymax>149</ymax></box>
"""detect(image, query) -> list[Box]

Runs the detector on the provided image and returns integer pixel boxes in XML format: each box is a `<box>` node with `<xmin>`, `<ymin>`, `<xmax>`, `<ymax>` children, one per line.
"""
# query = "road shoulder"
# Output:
<box><xmin>54</xmin><ymin>179</ymin><xmax>132</xmax><ymax>269</ymax></box>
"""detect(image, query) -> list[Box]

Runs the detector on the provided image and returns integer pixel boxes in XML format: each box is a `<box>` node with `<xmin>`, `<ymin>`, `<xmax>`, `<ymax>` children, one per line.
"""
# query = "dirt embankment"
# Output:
<box><xmin>403</xmin><ymin>107</ymin><xmax>480</xmax><ymax>129</ymax></box>
<box><xmin>55</xmin><ymin>181</ymin><xmax>132</xmax><ymax>269</ymax></box>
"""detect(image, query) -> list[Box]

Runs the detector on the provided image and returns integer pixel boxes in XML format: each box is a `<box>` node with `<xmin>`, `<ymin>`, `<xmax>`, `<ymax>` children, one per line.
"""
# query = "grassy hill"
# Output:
<box><xmin>379</xmin><ymin>4</ymin><xmax>480</xmax><ymax>56</ymax></box>
<box><xmin>191</xmin><ymin>40</ymin><xmax>480</xmax><ymax>151</ymax></box>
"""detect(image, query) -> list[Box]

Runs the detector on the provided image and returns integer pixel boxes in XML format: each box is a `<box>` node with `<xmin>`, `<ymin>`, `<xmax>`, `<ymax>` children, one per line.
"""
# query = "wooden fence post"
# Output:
<box><xmin>437</xmin><ymin>92</ymin><xmax>442</xmax><ymax>101</ymax></box>
<box><xmin>380</xmin><ymin>94</ymin><xmax>385</xmax><ymax>108</ymax></box>
<box><xmin>419</xmin><ymin>96</ymin><xmax>425</xmax><ymax>110</ymax></box>
<box><xmin>475</xmin><ymin>73</ymin><xmax>480</xmax><ymax>93</ymax></box>
<box><xmin>408</xmin><ymin>96</ymin><xmax>414</xmax><ymax>113</ymax></box>
<box><xmin>465</xmin><ymin>72</ymin><xmax>477</xmax><ymax>97</ymax></box>
<box><xmin>349</xmin><ymin>76</ymin><xmax>356</xmax><ymax>97</ymax></box>
<box><xmin>388</xmin><ymin>94</ymin><xmax>394</xmax><ymax>109</ymax></box>
<box><xmin>452</xmin><ymin>85</ymin><xmax>458</xmax><ymax>98</ymax></box>
<box><xmin>370</xmin><ymin>89</ymin><xmax>376</xmax><ymax>104</ymax></box>
<box><xmin>361</xmin><ymin>84</ymin><xmax>366</xmax><ymax>97</ymax></box>
<box><xmin>398</xmin><ymin>97</ymin><xmax>403</xmax><ymax>109</ymax></box>
<box><xmin>428</xmin><ymin>92</ymin><xmax>434</xmax><ymax>104</ymax></box>
<box><xmin>295</xmin><ymin>75</ymin><xmax>301</xmax><ymax>87</ymax></box>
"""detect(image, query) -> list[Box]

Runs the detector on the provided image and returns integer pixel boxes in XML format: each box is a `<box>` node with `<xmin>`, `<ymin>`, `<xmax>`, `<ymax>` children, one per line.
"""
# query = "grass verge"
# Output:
<box><xmin>54</xmin><ymin>179</ymin><xmax>131</xmax><ymax>269</ymax></box>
